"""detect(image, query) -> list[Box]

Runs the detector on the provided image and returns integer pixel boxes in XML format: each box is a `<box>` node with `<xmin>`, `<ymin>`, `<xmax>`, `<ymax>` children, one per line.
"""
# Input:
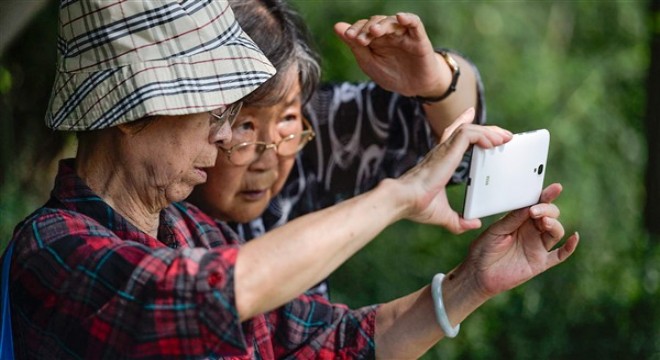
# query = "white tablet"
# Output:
<box><xmin>462</xmin><ymin>129</ymin><xmax>550</xmax><ymax>220</ymax></box>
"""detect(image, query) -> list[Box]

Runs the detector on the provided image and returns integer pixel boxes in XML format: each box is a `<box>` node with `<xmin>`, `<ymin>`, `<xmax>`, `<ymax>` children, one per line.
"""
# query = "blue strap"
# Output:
<box><xmin>1</xmin><ymin>241</ymin><xmax>15</xmax><ymax>358</ymax></box>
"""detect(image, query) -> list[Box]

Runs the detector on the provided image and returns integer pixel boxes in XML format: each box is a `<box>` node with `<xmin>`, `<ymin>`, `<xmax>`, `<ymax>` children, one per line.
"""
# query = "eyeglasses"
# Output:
<box><xmin>220</xmin><ymin>118</ymin><xmax>316</xmax><ymax>166</ymax></box>
<box><xmin>210</xmin><ymin>101</ymin><xmax>243</xmax><ymax>131</ymax></box>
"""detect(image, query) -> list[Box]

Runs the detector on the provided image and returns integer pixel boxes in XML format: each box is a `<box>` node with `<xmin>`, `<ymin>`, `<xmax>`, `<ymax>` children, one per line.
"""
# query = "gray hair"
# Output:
<box><xmin>229</xmin><ymin>0</ymin><xmax>321</xmax><ymax>106</ymax></box>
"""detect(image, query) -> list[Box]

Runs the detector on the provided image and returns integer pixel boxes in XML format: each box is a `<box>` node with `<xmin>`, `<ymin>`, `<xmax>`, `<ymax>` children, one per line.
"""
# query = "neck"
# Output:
<box><xmin>75</xmin><ymin>132</ymin><xmax>162</xmax><ymax>238</ymax></box>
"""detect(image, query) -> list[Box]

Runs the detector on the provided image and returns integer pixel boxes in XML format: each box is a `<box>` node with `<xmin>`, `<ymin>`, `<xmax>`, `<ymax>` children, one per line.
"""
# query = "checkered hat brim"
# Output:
<box><xmin>46</xmin><ymin>0</ymin><xmax>276</xmax><ymax>131</ymax></box>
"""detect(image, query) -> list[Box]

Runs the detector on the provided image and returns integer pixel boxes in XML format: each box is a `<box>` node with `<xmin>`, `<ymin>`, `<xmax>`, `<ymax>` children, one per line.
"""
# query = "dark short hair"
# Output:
<box><xmin>229</xmin><ymin>0</ymin><xmax>321</xmax><ymax>106</ymax></box>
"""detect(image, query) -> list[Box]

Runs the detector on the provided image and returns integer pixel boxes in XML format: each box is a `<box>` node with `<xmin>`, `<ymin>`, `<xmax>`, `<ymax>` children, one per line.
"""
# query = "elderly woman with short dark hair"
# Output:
<box><xmin>1</xmin><ymin>1</ymin><xmax>578</xmax><ymax>359</ymax></box>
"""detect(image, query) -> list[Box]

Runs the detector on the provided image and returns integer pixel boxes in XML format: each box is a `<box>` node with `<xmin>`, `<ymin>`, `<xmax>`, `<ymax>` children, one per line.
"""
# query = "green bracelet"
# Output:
<box><xmin>431</xmin><ymin>273</ymin><xmax>461</xmax><ymax>338</ymax></box>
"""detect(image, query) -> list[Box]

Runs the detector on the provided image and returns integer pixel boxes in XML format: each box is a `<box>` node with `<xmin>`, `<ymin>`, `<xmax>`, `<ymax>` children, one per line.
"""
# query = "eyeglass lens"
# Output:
<box><xmin>227</xmin><ymin>132</ymin><xmax>312</xmax><ymax>165</ymax></box>
<box><xmin>211</xmin><ymin>102</ymin><xmax>243</xmax><ymax>129</ymax></box>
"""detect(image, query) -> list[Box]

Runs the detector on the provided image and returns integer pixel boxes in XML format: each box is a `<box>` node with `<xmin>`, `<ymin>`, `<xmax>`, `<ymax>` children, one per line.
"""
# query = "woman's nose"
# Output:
<box><xmin>210</xmin><ymin>120</ymin><xmax>233</xmax><ymax>146</ymax></box>
<box><xmin>251</xmin><ymin>143</ymin><xmax>279</xmax><ymax>169</ymax></box>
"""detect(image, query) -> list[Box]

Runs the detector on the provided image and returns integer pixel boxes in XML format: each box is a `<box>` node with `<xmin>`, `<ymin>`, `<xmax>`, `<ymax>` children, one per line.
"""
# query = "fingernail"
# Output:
<box><xmin>346</xmin><ymin>28</ymin><xmax>356</xmax><ymax>36</ymax></box>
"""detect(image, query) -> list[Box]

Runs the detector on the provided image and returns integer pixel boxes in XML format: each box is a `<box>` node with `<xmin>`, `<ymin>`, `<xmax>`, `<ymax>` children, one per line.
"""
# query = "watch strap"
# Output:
<box><xmin>415</xmin><ymin>51</ymin><xmax>461</xmax><ymax>104</ymax></box>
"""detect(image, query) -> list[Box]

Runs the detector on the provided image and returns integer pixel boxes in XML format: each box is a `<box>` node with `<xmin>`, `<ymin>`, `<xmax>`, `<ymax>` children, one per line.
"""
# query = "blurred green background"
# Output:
<box><xmin>1</xmin><ymin>1</ymin><xmax>658</xmax><ymax>359</ymax></box>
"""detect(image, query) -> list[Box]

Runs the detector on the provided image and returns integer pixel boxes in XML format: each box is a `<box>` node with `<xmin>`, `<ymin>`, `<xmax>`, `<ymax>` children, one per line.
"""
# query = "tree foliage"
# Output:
<box><xmin>646</xmin><ymin>0</ymin><xmax>660</xmax><ymax>234</ymax></box>
<box><xmin>290</xmin><ymin>1</ymin><xmax>658</xmax><ymax>359</ymax></box>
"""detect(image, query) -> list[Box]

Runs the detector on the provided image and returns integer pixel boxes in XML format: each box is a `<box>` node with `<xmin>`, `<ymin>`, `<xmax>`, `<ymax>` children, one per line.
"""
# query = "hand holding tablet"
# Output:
<box><xmin>463</xmin><ymin>129</ymin><xmax>550</xmax><ymax>220</ymax></box>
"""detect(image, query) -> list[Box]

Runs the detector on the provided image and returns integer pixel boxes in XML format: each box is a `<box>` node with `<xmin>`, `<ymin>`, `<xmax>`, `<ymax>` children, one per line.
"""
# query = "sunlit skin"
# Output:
<box><xmin>77</xmin><ymin>110</ymin><xmax>233</xmax><ymax>236</ymax></box>
<box><xmin>192</xmin><ymin>66</ymin><xmax>302</xmax><ymax>223</ymax></box>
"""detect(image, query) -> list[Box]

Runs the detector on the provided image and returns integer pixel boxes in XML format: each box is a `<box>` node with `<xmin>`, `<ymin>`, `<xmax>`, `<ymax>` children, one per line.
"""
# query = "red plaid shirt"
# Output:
<box><xmin>5</xmin><ymin>159</ymin><xmax>376</xmax><ymax>359</ymax></box>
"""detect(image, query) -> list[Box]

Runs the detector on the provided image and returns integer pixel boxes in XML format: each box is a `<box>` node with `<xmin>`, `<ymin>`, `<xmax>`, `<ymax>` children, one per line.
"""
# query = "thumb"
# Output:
<box><xmin>489</xmin><ymin>207</ymin><xmax>531</xmax><ymax>235</ymax></box>
<box><xmin>454</xmin><ymin>216</ymin><xmax>482</xmax><ymax>234</ymax></box>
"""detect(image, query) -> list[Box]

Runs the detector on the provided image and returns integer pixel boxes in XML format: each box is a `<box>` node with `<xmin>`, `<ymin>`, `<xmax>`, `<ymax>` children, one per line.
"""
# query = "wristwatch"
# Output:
<box><xmin>415</xmin><ymin>51</ymin><xmax>461</xmax><ymax>104</ymax></box>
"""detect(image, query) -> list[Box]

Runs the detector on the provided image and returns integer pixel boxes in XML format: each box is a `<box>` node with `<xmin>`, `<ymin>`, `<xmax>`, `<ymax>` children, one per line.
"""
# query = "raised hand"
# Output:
<box><xmin>334</xmin><ymin>13</ymin><xmax>449</xmax><ymax>98</ymax></box>
<box><xmin>461</xmin><ymin>183</ymin><xmax>580</xmax><ymax>298</ymax></box>
<box><xmin>397</xmin><ymin>108</ymin><xmax>513</xmax><ymax>234</ymax></box>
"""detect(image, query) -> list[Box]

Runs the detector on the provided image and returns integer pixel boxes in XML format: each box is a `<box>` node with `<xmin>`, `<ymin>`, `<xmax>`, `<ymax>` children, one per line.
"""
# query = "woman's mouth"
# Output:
<box><xmin>240</xmin><ymin>189</ymin><xmax>267</xmax><ymax>201</ymax></box>
<box><xmin>193</xmin><ymin>168</ymin><xmax>208</xmax><ymax>183</ymax></box>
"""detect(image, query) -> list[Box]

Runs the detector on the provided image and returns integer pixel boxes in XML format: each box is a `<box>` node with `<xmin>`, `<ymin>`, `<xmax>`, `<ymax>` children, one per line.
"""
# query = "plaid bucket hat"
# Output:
<box><xmin>46</xmin><ymin>0</ymin><xmax>276</xmax><ymax>131</ymax></box>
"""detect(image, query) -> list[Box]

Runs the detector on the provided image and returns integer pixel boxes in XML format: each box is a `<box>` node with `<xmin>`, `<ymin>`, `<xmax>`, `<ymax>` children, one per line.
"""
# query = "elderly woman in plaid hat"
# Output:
<box><xmin>1</xmin><ymin>0</ymin><xmax>578</xmax><ymax>359</ymax></box>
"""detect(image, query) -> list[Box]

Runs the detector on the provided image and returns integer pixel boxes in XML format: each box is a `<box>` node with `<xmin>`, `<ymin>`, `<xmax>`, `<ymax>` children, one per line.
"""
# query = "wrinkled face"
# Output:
<box><xmin>122</xmin><ymin>109</ymin><xmax>233</xmax><ymax>207</ymax></box>
<box><xmin>192</xmin><ymin>68</ymin><xmax>303</xmax><ymax>222</ymax></box>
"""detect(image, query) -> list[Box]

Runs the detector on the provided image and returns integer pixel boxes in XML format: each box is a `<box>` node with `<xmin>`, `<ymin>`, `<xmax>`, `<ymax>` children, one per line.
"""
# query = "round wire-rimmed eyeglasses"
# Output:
<box><xmin>220</xmin><ymin>117</ymin><xmax>316</xmax><ymax>166</ymax></box>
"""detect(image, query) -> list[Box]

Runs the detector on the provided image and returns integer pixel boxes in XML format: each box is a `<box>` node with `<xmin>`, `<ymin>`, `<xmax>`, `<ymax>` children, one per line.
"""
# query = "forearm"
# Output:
<box><xmin>234</xmin><ymin>178</ymin><xmax>407</xmax><ymax>321</ymax></box>
<box><xmin>421</xmin><ymin>52</ymin><xmax>480</xmax><ymax>141</ymax></box>
<box><xmin>374</xmin><ymin>287</ymin><xmax>439</xmax><ymax>358</ymax></box>
<box><xmin>374</xmin><ymin>265</ymin><xmax>489</xmax><ymax>358</ymax></box>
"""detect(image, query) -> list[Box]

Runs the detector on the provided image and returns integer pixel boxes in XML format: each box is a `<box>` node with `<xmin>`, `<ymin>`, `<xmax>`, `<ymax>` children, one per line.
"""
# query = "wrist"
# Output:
<box><xmin>415</xmin><ymin>51</ymin><xmax>461</xmax><ymax>104</ymax></box>
<box><xmin>376</xmin><ymin>178</ymin><xmax>412</xmax><ymax>223</ymax></box>
<box><xmin>439</xmin><ymin>265</ymin><xmax>490</xmax><ymax>326</ymax></box>
<box><xmin>431</xmin><ymin>273</ymin><xmax>461</xmax><ymax>338</ymax></box>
